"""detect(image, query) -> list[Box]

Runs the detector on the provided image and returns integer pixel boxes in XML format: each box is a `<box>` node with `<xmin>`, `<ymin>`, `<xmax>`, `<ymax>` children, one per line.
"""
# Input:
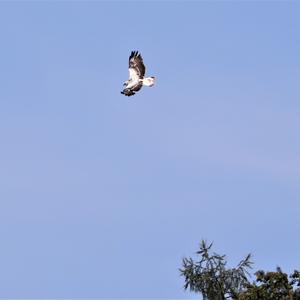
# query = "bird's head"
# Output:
<box><xmin>142</xmin><ymin>76</ymin><xmax>156</xmax><ymax>87</ymax></box>
<box><xmin>148</xmin><ymin>76</ymin><xmax>156</xmax><ymax>87</ymax></box>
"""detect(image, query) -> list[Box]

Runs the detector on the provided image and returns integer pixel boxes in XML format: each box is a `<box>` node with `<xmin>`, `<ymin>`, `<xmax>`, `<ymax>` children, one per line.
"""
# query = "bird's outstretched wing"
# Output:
<box><xmin>129</xmin><ymin>51</ymin><xmax>145</xmax><ymax>78</ymax></box>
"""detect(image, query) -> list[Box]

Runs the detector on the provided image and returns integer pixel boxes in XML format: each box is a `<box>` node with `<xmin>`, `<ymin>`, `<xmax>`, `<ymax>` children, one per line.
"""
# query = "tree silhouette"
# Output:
<box><xmin>180</xmin><ymin>240</ymin><xmax>300</xmax><ymax>300</ymax></box>
<box><xmin>180</xmin><ymin>240</ymin><xmax>252</xmax><ymax>300</ymax></box>
<box><xmin>238</xmin><ymin>268</ymin><xmax>300</xmax><ymax>300</ymax></box>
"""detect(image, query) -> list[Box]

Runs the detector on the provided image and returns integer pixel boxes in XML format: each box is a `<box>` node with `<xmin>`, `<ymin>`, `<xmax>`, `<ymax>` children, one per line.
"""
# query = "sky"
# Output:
<box><xmin>0</xmin><ymin>0</ymin><xmax>300</xmax><ymax>299</ymax></box>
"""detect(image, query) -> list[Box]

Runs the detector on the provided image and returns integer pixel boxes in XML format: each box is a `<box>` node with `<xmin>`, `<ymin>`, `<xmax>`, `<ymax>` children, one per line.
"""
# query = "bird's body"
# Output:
<box><xmin>121</xmin><ymin>51</ymin><xmax>155</xmax><ymax>97</ymax></box>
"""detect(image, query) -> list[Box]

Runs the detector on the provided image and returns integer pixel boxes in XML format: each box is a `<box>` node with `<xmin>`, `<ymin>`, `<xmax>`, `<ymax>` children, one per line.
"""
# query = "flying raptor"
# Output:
<box><xmin>121</xmin><ymin>51</ymin><xmax>155</xmax><ymax>97</ymax></box>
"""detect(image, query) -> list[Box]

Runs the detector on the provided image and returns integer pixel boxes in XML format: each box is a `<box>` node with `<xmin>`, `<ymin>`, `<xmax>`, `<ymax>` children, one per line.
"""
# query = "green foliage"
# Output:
<box><xmin>180</xmin><ymin>240</ymin><xmax>300</xmax><ymax>300</ymax></box>
<box><xmin>238</xmin><ymin>268</ymin><xmax>300</xmax><ymax>300</ymax></box>
<box><xmin>179</xmin><ymin>240</ymin><xmax>252</xmax><ymax>300</ymax></box>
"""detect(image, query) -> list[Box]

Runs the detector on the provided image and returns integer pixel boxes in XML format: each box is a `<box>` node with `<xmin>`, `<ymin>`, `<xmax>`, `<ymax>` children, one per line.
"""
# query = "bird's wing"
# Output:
<box><xmin>128</xmin><ymin>51</ymin><xmax>146</xmax><ymax>78</ymax></box>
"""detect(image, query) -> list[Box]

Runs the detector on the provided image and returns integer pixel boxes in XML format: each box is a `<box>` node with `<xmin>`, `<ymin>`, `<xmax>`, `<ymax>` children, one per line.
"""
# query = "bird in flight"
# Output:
<box><xmin>121</xmin><ymin>51</ymin><xmax>155</xmax><ymax>97</ymax></box>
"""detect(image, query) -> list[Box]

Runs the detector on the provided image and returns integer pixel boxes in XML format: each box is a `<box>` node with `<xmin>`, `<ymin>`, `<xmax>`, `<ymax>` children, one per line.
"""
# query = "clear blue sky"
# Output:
<box><xmin>0</xmin><ymin>1</ymin><xmax>300</xmax><ymax>298</ymax></box>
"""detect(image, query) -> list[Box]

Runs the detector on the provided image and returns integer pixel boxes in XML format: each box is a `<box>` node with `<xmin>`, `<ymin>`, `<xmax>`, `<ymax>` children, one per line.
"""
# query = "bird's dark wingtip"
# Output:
<box><xmin>121</xmin><ymin>88</ymin><xmax>136</xmax><ymax>97</ymax></box>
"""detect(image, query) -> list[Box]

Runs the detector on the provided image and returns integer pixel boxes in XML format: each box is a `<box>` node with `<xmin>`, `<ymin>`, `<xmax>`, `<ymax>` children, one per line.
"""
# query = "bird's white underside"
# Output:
<box><xmin>125</xmin><ymin>68</ymin><xmax>155</xmax><ymax>89</ymax></box>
